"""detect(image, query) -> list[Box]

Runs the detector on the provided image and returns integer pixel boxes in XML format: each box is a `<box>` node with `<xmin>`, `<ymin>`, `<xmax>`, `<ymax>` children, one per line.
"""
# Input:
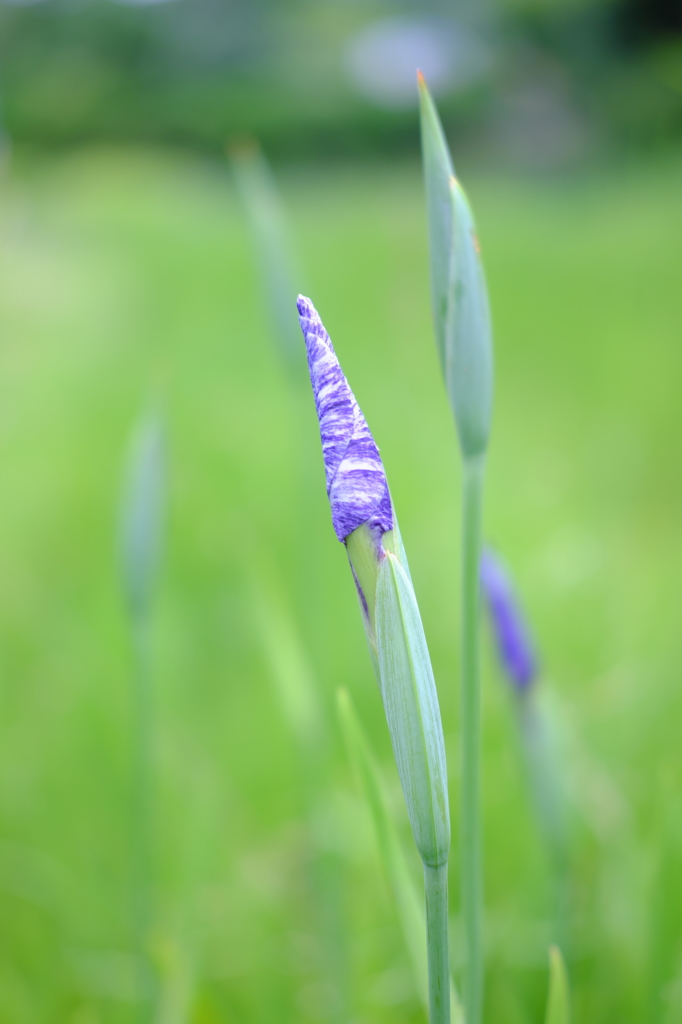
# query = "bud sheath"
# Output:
<box><xmin>298</xmin><ymin>294</ymin><xmax>451</xmax><ymax>1024</ymax></box>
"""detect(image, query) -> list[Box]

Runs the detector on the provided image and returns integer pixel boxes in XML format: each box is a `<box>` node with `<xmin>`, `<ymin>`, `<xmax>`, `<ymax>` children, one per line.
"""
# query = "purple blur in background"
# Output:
<box><xmin>480</xmin><ymin>547</ymin><xmax>537</xmax><ymax>691</ymax></box>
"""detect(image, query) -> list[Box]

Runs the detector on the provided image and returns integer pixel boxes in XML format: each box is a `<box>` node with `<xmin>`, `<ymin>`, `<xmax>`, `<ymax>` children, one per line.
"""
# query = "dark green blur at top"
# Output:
<box><xmin>1</xmin><ymin>0</ymin><xmax>681</xmax><ymax>156</ymax></box>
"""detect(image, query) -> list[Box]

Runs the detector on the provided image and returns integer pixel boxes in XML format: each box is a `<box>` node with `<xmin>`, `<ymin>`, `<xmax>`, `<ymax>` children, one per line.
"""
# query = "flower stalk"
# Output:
<box><xmin>480</xmin><ymin>547</ymin><xmax>569</xmax><ymax>949</ymax></box>
<box><xmin>424</xmin><ymin>863</ymin><xmax>450</xmax><ymax>1024</ymax></box>
<box><xmin>120</xmin><ymin>408</ymin><xmax>166</xmax><ymax>1017</ymax></box>
<box><xmin>461</xmin><ymin>455</ymin><xmax>485</xmax><ymax>1024</ymax></box>
<box><xmin>419</xmin><ymin>72</ymin><xmax>494</xmax><ymax>1024</ymax></box>
<box><xmin>298</xmin><ymin>296</ymin><xmax>451</xmax><ymax>1024</ymax></box>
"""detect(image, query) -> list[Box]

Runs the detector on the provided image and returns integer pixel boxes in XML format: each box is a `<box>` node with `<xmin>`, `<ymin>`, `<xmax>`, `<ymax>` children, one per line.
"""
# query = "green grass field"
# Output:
<box><xmin>0</xmin><ymin>148</ymin><xmax>681</xmax><ymax>1023</ymax></box>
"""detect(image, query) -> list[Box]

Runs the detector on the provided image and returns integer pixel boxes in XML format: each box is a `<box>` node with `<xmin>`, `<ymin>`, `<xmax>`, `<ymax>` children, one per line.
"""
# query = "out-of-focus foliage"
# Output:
<box><xmin>0</xmin><ymin>147</ymin><xmax>681</xmax><ymax>1022</ymax></box>
<box><xmin>0</xmin><ymin>0</ymin><xmax>681</xmax><ymax>158</ymax></box>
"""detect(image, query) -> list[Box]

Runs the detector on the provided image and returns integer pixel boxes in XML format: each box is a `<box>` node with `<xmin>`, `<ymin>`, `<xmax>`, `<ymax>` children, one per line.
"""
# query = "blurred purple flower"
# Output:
<box><xmin>297</xmin><ymin>295</ymin><xmax>393</xmax><ymax>543</ymax></box>
<box><xmin>480</xmin><ymin>548</ymin><xmax>536</xmax><ymax>691</ymax></box>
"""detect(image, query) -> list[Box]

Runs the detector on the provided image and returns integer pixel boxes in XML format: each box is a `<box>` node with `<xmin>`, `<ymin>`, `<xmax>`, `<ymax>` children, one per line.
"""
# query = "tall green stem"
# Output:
<box><xmin>461</xmin><ymin>454</ymin><xmax>485</xmax><ymax>1024</ymax></box>
<box><xmin>131</xmin><ymin>613</ymin><xmax>155</xmax><ymax>1018</ymax></box>
<box><xmin>424</xmin><ymin>863</ymin><xmax>450</xmax><ymax>1024</ymax></box>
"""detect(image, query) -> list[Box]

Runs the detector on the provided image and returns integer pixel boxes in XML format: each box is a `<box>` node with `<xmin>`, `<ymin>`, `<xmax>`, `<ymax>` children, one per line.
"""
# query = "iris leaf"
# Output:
<box><xmin>545</xmin><ymin>945</ymin><xmax>571</xmax><ymax>1024</ymax></box>
<box><xmin>337</xmin><ymin>689</ymin><xmax>464</xmax><ymax>1024</ymax></box>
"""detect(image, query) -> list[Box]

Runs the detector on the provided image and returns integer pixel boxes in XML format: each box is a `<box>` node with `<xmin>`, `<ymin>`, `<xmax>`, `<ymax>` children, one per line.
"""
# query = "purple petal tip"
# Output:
<box><xmin>296</xmin><ymin>294</ymin><xmax>314</xmax><ymax>319</ymax></box>
<box><xmin>297</xmin><ymin>296</ymin><xmax>393</xmax><ymax>543</ymax></box>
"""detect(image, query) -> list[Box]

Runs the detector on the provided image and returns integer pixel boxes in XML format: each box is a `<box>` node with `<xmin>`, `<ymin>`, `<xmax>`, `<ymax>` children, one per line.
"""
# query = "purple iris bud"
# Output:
<box><xmin>297</xmin><ymin>295</ymin><xmax>393</xmax><ymax>544</ymax></box>
<box><xmin>480</xmin><ymin>548</ymin><xmax>537</xmax><ymax>692</ymax></box>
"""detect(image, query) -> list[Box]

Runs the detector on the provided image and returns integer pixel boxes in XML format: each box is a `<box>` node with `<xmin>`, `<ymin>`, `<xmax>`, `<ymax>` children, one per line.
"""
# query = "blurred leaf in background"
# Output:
<box><xmin>0</xmin><ymin>136</ymin><xmax>681</xmax><ymax>1022</ymax></box>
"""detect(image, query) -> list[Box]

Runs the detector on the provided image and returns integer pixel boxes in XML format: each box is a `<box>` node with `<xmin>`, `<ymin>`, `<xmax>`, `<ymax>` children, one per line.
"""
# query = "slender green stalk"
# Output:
<box><xmin>461</xmin><ymin>454</ymin><xmax>485</xmax><ymax>1024</ymax></box>
<box><xmin>424</xmin><ymin>863</ymin><xmax>450</xmax><ymax>1024</ymax></box>
<box><xmin>120</xmin><ymin>409</ymin><xmax>166</xmax><ymax>1019</ymax></box>
<box><xmin>516</xmin><ymin>697</ymin><xmax>570</xmax><ymax>956</ymax></box>
<box><xmin>131</xmin><ymin>612</ymin><xmax>156</xmax><ymax>1018</ymax></box>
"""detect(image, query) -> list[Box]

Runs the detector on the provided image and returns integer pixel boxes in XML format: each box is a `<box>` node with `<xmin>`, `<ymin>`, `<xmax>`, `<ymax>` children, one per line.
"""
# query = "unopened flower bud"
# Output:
<box><xmin>480</xmin><ymin>548</ymin><xmax>536</xmax><ymax>692</ymax></box>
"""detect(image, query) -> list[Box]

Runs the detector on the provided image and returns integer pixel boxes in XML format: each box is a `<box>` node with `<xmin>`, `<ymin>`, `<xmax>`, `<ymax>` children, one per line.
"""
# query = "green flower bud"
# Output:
<box><xmin>376</xmin><ymin>550</ymin><xmax>450</xmax><ymax>869</ymax></box>
<box><xmin>419</xmin><ymin>72</ymin><xmax>493</xmax><ymax>459</ymax></box>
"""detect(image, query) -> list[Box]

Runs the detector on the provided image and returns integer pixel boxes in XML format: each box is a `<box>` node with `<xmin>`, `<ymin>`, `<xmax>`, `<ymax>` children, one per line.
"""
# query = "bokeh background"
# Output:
<box><xmin>1</xmin><ymin>1</ymin><xmax>682</xmax><ymax>1022</ymax></box>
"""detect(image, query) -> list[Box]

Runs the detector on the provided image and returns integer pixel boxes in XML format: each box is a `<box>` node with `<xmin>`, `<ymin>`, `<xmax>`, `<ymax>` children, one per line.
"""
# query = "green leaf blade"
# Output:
<box><xmin>336</xmin><ymin>688</ymin><xmax>429</xmax><ymax>1004</ymax></box>
<box><xmin>230</xmin><ymin>140</ymin><xmax>304</xmax><ymax>376</ymax></box>
<box><xmin>545</xmin><ymin>945</ymin><xmax>571</xmax><ymax>1024</ymax></box>
<box><xmin>254</xmin><ymin>583</ymin><xmax>324</xmax><ymax>752</ymax></box>
<box><xmin>337</xmin><ymin>688</ymin><xmax>464</xmax><ymax>1024</ymax></box>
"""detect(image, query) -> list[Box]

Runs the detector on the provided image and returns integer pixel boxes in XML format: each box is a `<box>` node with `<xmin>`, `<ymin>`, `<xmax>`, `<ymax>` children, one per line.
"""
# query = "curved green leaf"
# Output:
<box><xmin>337</xmin><ymin>689</ymin><xmax>464</xmax><ymax>1024</ymax></box>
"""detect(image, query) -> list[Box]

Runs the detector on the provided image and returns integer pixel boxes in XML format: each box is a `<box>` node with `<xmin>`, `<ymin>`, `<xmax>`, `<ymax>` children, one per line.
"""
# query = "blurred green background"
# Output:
<box><xmin>1</xmin><ymin>1</ymin><xmax>682</xmax><ymax>1022</ymax></box>
<box><xmin>1</xmin><ymin>0</ymin><xmax>682</xmax><ymax>158</ymax></box>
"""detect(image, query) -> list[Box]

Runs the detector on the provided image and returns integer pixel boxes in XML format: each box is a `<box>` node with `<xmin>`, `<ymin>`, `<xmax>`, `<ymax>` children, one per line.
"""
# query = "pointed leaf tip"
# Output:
<box><xmin>545</xmin><ymin>945</ymin><xmax>571</xmax><ymax>1024</ymax></box>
